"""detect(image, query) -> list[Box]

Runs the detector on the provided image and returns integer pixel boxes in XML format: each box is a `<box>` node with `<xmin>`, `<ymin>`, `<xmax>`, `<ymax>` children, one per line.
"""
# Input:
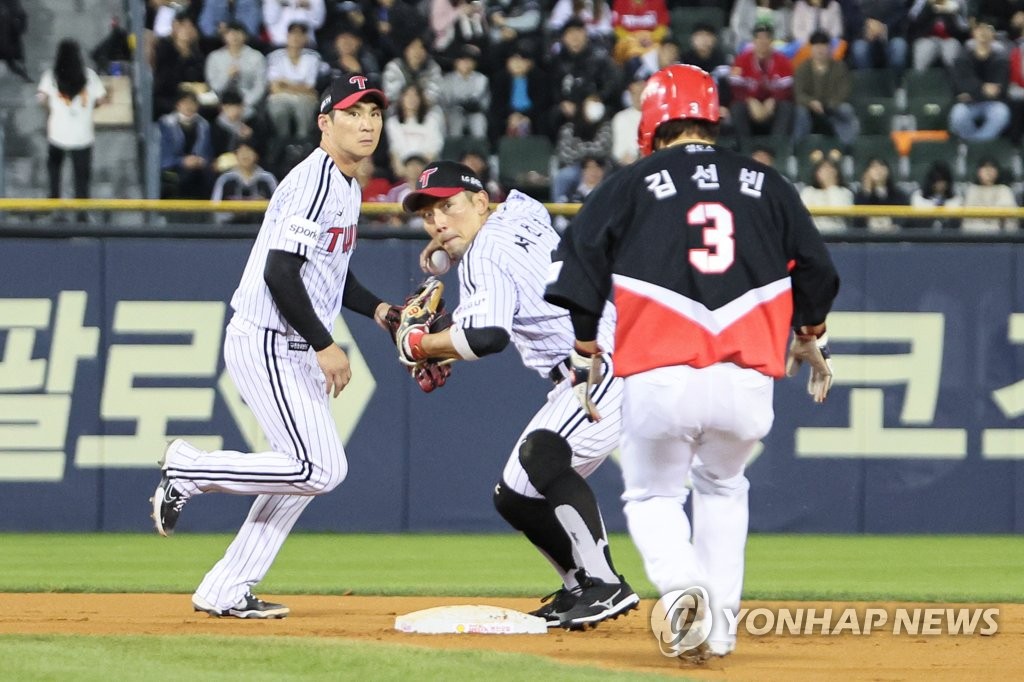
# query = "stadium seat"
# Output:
<box><xmin>906</xmin><ymin>139</ymin><xmax>960</xmax><ymax>183</ymax></box>
<box><xmin>902</xmin><ymin>68</ymin><xmax>952</xmax><ymax>102</ymax></box>
<box><xmin>794</xmin><ymin>134</ymin><xmax>843</xmax><ymax>184</ymax></box>
<box><xmin>497</xmin><ymin>135</ymin><xmax>553</xmax><ymax>196</ymax></box>
<box><xmin>440</xmin><ymin>136</ymin><xmax>491</xmax><ymax>162</ymax></box>
<box><xmin>906</xmin><ymin>97</ymin><xmax>952</xmax><ymax>131</ymax></box>
<box><xmin>849</xmin><ymin>135</ymin><xmax>899</xmax><ymax>179</ymax></box>
<box><xmin>963</xmin><ymin>139</ymin><xmax>1023</xmax><ymax>182</ymax></box>
<box><xmin>670</xmin><ymin>6</ymin><xmax>726</xmax><ymax>41</ymax></box>
<box><xmin>853</xmin><ymin>97</ymin><xmax>897</xmax><ymax>135</ymax></box>
<box><xmin>850</xmin><ymin>68</ymin><xmax>897</xmax><ymax>98</ymax></box>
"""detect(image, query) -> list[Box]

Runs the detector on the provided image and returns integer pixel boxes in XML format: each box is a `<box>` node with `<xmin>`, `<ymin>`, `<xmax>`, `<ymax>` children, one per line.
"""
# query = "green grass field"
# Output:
<box><xmin>2</xmin><ymin>533</ymin><xmax>1021</xmax><ymax>680</ymax></box>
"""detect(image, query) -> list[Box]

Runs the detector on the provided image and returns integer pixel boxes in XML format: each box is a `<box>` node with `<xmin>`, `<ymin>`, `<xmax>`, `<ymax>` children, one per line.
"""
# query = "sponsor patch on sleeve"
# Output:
<box><xmin>283</xmin><ymin>215</ymin><xmax>323</xmax><ymax>248</ymax></box>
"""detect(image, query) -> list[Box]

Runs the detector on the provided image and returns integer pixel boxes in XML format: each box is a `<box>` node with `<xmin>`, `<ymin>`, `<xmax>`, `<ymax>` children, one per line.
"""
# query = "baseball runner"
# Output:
<box><xmin>545</xmin><ymin>65</ymin><xmax>840</xmax><ymax>658</ymax></box>
<box><xmin>396</xmin><ymin>161</ymin><xmax>639</xmax><ymax>630</ymax></box>
<box><xmin>150</xmin><ymin>75</ymin><xmax>400</xmax><ymax>619</ymax></box>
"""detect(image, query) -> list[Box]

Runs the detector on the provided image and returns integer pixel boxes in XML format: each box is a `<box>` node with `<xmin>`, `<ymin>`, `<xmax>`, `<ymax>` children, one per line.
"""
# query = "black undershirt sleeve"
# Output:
<box><xmin>568</xmin><ymin>309</ymin><xmax>600</xmax><ymax>344</ymax></box>
<box><xmin>464</xmin><ymin>326</ymin><xmax>510</xmax><ymax>357</ymax></box>
<box><xmin>264</xmin><ymin>249</ymin><xmax>334</xmax><ymax>352</ymax></box>
<box><xmin>341</xmin><ymin>269</ymin><xmax>384</xmax><ymax>318</ymax></box>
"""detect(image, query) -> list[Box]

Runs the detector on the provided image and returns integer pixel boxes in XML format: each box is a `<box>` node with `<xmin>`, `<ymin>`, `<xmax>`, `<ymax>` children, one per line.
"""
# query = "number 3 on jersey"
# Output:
<box><xmin>687</xmin><ymin>202</ymin><xmax>735</xmax><ymax>274</ymax></box>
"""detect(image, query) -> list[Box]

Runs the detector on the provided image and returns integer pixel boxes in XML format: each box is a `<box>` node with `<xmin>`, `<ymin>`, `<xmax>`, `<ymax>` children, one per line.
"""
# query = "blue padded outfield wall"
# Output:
<box><xmin>2</xmin><ymin>236</ymin><xmax>1024</xmax><ymax>533</ymax></box>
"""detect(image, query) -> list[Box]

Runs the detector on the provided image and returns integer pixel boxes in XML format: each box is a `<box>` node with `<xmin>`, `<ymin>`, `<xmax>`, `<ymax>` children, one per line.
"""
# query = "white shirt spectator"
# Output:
<box><xmin>262</xmin><ymin>0</ymin><xmax>326</xmax><ymax>47</ymax></box>
<box><xmin>610</xmin><ymin>106</ymin><xmax>641</xmax><ymax>165</ymax></box>
<box><xmin>266</xmin><ymin>47</ymin><xmax>323</xmax><ymax>88</ymax></box>
<box><xmin>799</xmin><ymin>184</ymin><xmax>853</xmax><ymax>233</ymax></box>
<box><xmin>385</xmin><ymin>107</ymin><xmax>445</xmax><ymax>168</ymax></box>
<box><xmin>37</xmin><ymin>67</ymin><xmax>107</xmax><ymax>148</ymax></box>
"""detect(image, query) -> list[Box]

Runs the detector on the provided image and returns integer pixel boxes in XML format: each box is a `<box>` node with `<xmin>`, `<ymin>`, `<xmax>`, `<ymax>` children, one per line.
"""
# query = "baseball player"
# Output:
<box><xmin>545</xmin><ymin>65</ymin><xmax>840</xmax><ymax>658</ymax></box>
<box><xmin>150</xmin><ymin>75</ymin><xmax>399</xmax><ymax>619</ymax></box>
<box><xmin>397</xmin><ymin>161</ymin><xmax>639</xmax><ymax>630</ymax></box>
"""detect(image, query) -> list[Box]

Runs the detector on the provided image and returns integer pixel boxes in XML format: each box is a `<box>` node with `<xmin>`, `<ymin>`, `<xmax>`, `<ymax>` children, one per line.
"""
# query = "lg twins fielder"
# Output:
<box><xmin>398</xmin><ymin>161</ymin><xmax>640</xmax><ymax>630</ymax></box>
<box><xmin>150</xmin><ymin>75</ymin><xmax>395</xmax><ymax>619</ymax></box>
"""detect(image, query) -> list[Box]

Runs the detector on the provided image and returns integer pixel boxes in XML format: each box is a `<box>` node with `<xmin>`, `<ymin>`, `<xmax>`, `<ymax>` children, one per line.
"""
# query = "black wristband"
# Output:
<box><xmin>569</xmin><ymin>309</ymin><xmax>599</xmax><ymax>343</ymax></box>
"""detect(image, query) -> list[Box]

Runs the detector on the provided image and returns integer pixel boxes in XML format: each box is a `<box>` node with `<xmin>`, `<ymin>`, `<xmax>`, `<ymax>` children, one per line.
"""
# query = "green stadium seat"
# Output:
<box><xmin>853</xmin><ymin>97</ymin><xmax>897</xmax><ymax>135</ymax></box>
<box><xmin>670</xmin><ymin>6</ymin><xmax>726</xmax><ymax>41</ymax></box>
<box><xmin>963</xmin><ymin>139</ymin><xmax>1023</xmax><ymax>182</ymax></box>
<box><xmin>906</xmin><ymin>139</ymin><xmax>960</xmax><ymax>183</ymax></box>
<box><xmin>851</xmin><ymin>68</ymin><xmax>897</xmax><ymax>98</ymax></box>
<box><xmin>497</xmin><ymin>135</ymin><xmax>553</xmax><ymax>196</ymax></box>
<box><xmin>903</xmin><ymin>68</ymin><xmax>952</xmax><ymax>102</ymax></box>
<box><xmin>440</xmin><ymin>136</ymin><xmax>491</xmax><ymax>162</ymax></box>
<box><xmin>906</xmin><ymin>97</ymin><xmax>952</xmax><ymax>131</ymax></box>
<box><xmin>849</xmin><ymin>135</ymin><xmax>899</xmax><ymax>179</ymax></box>
<box><xmin>794</xmin><ymin>134</ymin><xmax>843</xmax><ymax>184</ymax></box>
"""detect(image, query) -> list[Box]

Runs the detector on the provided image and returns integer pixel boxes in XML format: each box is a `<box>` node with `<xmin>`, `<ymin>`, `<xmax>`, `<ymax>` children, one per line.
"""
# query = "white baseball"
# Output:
<box><xmin>427</xmin><ymin>249</ymin><xmax>451</xmax><ymax>275</ymax></box>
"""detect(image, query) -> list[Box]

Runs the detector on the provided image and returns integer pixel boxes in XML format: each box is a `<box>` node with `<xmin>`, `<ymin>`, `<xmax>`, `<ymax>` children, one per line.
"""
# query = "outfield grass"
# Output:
<box><xmin>1</xmin><ymin>533</ymin><xmax>1022</xmax><ymax>602</ymax></box>
<box><xmin>0</xmin><ymin>635</ymin><xmax>676</xmax><ymax>682</ymax></box>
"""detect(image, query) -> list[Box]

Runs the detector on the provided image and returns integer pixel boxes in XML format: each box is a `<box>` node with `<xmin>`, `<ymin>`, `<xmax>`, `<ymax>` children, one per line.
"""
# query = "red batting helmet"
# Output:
<box><xmin>637</xmin><ymin>64</ymin><xmax>720</xmax><ymax>157</ymax></box>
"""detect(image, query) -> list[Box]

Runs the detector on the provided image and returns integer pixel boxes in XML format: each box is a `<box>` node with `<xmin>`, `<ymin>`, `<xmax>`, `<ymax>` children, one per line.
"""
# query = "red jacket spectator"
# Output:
<box><xmin>730</xmin><ymin>48</ymin><xmax>794</xmax><ymax>102</ymax></box>
<box><xmin>610</xmin><ymin>0</ymin><xmax>667</xmax><ymax>33</ymax></box>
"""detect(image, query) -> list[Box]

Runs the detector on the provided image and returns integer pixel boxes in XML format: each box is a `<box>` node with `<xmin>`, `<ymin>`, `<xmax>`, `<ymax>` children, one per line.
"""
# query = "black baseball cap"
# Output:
<box><xmin>402</xmin><ymin>161</ymin><xmax>487</xmax><ymax>212</ymax></box>
<box><xmin>318</xmin><ymin>74</ymin><xmax>388</xmax><ymax>114</ymax></box>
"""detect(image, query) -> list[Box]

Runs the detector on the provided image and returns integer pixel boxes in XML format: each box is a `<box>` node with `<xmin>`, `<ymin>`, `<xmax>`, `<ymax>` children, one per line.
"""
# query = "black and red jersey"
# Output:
<box><xmin>545</xmin><ymin>142</ymin><xmax>840</xmax><ymax>379</ymax></box>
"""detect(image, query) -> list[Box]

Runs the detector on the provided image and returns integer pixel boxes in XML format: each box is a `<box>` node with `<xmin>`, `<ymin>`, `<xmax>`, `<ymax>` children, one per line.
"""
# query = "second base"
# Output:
<box><xmin>395</xmin><ymin>604</ymin><xmax>548</xmax><ymax>634</ymax></box>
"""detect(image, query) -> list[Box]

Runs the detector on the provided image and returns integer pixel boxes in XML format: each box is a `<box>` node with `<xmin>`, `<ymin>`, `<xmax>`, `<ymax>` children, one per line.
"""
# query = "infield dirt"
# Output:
<box><xmin>1</xmin><ymin>594</ymin><xmax>1019</xmax><ymax>680</ymax></box>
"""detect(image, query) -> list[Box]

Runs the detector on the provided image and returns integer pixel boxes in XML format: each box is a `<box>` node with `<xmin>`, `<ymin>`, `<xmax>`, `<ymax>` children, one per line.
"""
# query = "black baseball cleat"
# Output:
<box><xmin>558</xmin><ymin>573</ymin><xmax>640</xmax><ymax>631</ymax></box>
<box><xmin>529</xmin><ymin>587</ymin><xmax>578</xmax><ymax>627</ymax></box>
<box><xmin>193</xmin><ymin>593</ymin><xmax>290</xmax><ymax>619</ymax></box>
<box><xmin>150</xmin><ymin>474</ymin><xmax>187</xmax><ymax>537</ymax></box>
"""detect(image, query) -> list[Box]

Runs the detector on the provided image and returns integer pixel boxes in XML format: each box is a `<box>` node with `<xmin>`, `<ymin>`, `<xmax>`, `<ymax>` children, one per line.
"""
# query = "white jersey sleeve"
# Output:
<box><xmin>454</xmin><ymin>253</ymin><xmax>517</xmax><ymax>332</ymax></box>
<box><xmin>264</xmin><ymin>152</ymin><xmax>333</xmax><ymax>259</ymax></box>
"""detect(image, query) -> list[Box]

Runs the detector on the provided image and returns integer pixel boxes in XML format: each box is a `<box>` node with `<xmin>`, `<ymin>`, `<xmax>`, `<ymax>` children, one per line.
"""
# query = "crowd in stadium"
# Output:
<box><xmin>134</xmin><ymin>0</ymin><xmax>1024</xmax><ymax>231</ymax></box>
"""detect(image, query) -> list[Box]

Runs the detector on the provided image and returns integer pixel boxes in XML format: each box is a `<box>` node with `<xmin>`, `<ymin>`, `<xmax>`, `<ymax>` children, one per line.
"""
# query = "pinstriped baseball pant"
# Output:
<box><xmin>165</xmin><ymin>318</ymin><xmax>348</xmax><ymax>610</ymax></box>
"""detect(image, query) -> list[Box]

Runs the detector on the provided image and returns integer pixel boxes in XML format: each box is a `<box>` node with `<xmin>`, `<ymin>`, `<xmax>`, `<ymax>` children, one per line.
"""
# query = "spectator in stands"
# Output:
<box><xmin>0</xmin><ymin>0</ymin><xmax>30</xmax><ymax>82</ymax></box>
<box><xmin>948</xmin><ymin>22</ymin><xmax>1010</xmax><ymax>143</ymax></box>
<box><xmin>567</xmin><ymin>154</ymin><xmax>607</xmax><ymax>202</ymax></box>
<box><xmin>1009</xmin><ymin>34</ymin><xmax>1024</xmax><ymax>143</ymax></box>
<box><xmin>962</xmin><ymin>157</ymin><xmax>1019</xmax><ymax>233</ymax></box>
<box><xmin>324</xmin><ymin>26</ymin><xmax>381</xmax><ymax>84</ymax></box>
<box><xmin>609</xmin><ymin>0</ymin><xmax>669</xmax><ymax>65</ymax></box>
<box><xmin>794</xmin><ymin>30</ymin><xmax>859</xmax><ymax>149</ymax></box>
<box><xmin>973</xmin><ymin>0</ymin><xmax>1024</xmax><ymax>37</ymax></box>
<box><xmin>610</xmin><ymin>76</ymin><xmax>643</xmax><ymax>166</ymax></box>
<box><xmin>849</xmin><ymin>0</ymin><xmax>908</xmax><ymax>72</ymax></box>
<box><xmin>439</xmin><ymin>44</ymin><xmax>490</xmax><ymax>138</ymax></box>
<box><xmin>153</xmin><ymin>11</ymin><xmax>208</xmax><ymax>119</ymax></box>
<box><xmin>431</xmin><ymin>0</ymin><xmax>488</xmax><ymax>69</ymax></box>
<box><xmin>680</xmin><ymin>23</ymin><xmax>733</xmax><ymax>115</ymax></box>
<box><xmin>160</xmin><ymin>89</ymin><xmax>214</xmax><ymax>199</ymax></box>
<box><xmin>548</xmin><ymin>18</ymin><xmax>621</xmax><ymax>138</ymax></box>
<box><xmin>906</xmin><ymin>0</ymin><xmax>968</xmax><ymax>72</ymax></box>
<box><xmin>205</xmin><ymin>21</ymin><xmax>268</xmax><ymax>121</ymax></box>
<box><xmin>853</xmin><ymin>157</ymin><xmax>908</xmax><ymax>231</ymax></box>
<box><xmin>909</xmin><ymin>160</ymin><xmax>961</xmax><ymax>230</ymax></box>
<box><xmin>210</xmin><ymin>89</ymin><xmax>258</xmax><ymax>159</ymax></box>
<box><xmin>630</xmin><ymin>35</ymin><xmax>680</xmax><ymax>81</ymax></box>
<box><xmin>729</xmin><ymin>24</ymin><xmax>794</xmax><ymax>139</ymax></box>
<box><xmin>790</xmin><ymin>0</ymin><xmax>843</xmax><ymax>47</ymax></box>
<box><xmin>265</xmin><ymin>22</ymin><xmax>324</xmax><ymax>142</ymax></box>
<box><xmin>37</xmin><ymin>39</ymin><xmax>108</xmax><ymax>210</ymax></box>
<box><xmin>729</xmin><ymin>0</ymin><xmax>793</xmax><ymax>52</ymax></box>
<box><xmin>198</xmin><ymin>0</ymin><xmax>263</xmax><ymax>46</ymax></box>
<box><xmin>547</xmin><ymin>0</ymin><xmax>613</xmax><ymax>48</ymax></box>
<box><xmin>486</xmin><ymin>0</ymin><xmax>543</xmax><ymax>60</ymax></box>
<box><xmin>264</xmin><ymin>0</ymin><xmax>326</xmax><ymax>48</ymax></box>
<box><xmin>799</xmin><ymin>155</ymin><xmax>853</xmax><ymax>232</ymax></box>
<box><xmin>211</xmin><ymin>140</ymin><xmax>277</xmax><ymax>223</ymax></box>
<box><xmin>385</xmin><ymin>83</ymin><xmax>445</xmax><ymax>173</ymax></box>
<box><xmin>363</xmin><ymin>0</ymin><xmax>426</xmax><ymax>66</ymax></box>
<box><xmin>489</xmin><ymin>42</ymin><xmax>551</xmax><ymax>144</ymax></box>
<box><xmin>749</xmin><ymin>144</ymin><xmax>776</xmax><ymax>167</ymax></box>
<box><xmin>551</xmin><ymin>91</ymin><xmax>612</xmax><ymax>202</ymax></box>
<box><xmin>385</xmin><ymin>152</ymin><xmax>427</xmax><ymax>205</ymax></box>
<box><xmin>382</xmin><ymin>35</ymin><xmax>443</xmax><ymax>106</ymax></box>
<box><xmin>459</xmin><ymin>149</ymin><xmax>506</xmax><ymax>200</ymax></box>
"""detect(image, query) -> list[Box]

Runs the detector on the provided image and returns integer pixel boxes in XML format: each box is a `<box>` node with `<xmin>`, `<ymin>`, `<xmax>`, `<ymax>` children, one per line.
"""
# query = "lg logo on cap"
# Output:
<box><xmin>418</xmin><ymin>168</ymin><xmax>439</xmax><ymax>187</ymax></box>
<box><xmin>349</xmin><ymin>75</ymin><xmax>368</xmax><ymax>90</ymax></box>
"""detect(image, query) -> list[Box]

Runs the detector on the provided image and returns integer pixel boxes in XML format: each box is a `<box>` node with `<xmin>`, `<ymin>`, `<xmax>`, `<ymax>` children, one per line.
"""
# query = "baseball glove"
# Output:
<box><xmin>382</xmin><ymin>280</ymin><xmax>454</xmax><ymax>392</ymax></box>
<box><xmin>396</xmin><ymin>277</ymin><xmax>451</xmax><ymax>366</ymax></box>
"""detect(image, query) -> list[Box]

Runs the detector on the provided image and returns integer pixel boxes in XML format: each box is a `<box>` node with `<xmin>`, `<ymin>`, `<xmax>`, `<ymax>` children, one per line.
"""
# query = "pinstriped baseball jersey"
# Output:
<box><xmin>231</xmin><ymin>146</ymin><xmax>361</xmax><ymax>334</ymax></box>
<box><xmin>452</xmin><ymin>190</ymin><xmax>615</xmax><ymax>377</ymax></box>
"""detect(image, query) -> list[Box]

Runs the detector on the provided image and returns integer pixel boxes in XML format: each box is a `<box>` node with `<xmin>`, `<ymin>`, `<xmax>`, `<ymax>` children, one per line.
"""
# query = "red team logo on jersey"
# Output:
<box><xmin>348</xmin><ymin>75</ymin><xmax>368</xmax><ymax>90</ymax></box>
<box><xmin>326</xmin><ymin>225</ymin><xmax>357</xmax><ymax>253</ymax></box>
